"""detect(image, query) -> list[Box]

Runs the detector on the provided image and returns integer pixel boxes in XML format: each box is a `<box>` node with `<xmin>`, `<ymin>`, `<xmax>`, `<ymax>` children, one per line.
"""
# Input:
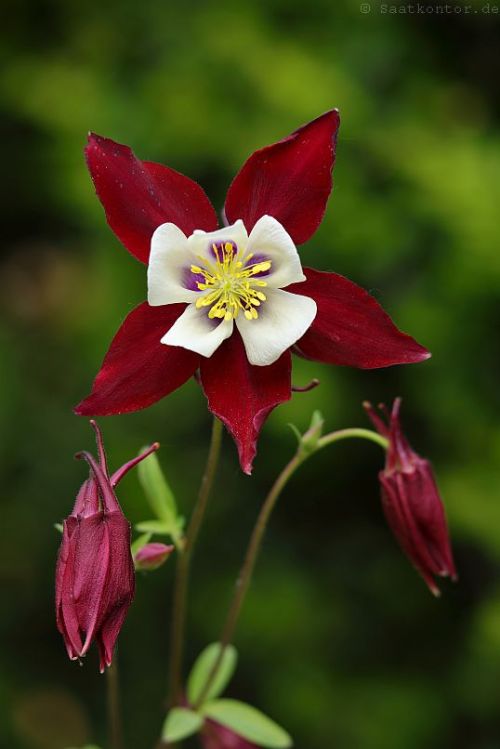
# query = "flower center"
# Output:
<box><xmin>190</xmin><ymin>241</ymin><xmax>272</xmax><ymax>322</ymax></box>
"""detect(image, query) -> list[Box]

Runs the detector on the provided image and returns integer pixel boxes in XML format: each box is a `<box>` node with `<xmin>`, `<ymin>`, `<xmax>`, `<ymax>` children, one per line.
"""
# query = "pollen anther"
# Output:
<box><xmin>189</xmin><ymin>240</ymin><xmax>271</xmax><ymax>322</ymax></box>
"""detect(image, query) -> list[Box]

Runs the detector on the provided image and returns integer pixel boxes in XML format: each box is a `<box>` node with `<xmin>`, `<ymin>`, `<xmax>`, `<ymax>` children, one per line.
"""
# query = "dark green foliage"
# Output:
<box><xmin>1</xmin><ymin>1</ymin><xmax>499</xmax><ymax>747</ymax></box>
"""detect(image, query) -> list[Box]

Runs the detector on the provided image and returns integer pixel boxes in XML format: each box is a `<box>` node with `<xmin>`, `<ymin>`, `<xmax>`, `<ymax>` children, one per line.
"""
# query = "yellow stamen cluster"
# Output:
<box><xmin>191</xmin><ymin>241</ymin><xmax>271</xmax><ymax>322</ymax></box>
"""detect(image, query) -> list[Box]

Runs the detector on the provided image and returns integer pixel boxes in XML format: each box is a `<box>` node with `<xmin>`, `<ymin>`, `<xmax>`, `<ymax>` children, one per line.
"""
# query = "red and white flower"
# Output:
<box><xmin>76</xmin><ymin>111</ymin><xmax>430</xmax><ymax>474</ymax></box>
<box><xmin>148</xmin><ymin>216</ymin><xmax>316</xmax><ymax>366</ymax></box>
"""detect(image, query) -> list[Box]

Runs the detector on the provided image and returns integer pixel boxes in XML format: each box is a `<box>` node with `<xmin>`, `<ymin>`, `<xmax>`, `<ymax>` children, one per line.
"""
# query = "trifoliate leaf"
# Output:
<box><xmin>187</xmin><ymin>643</ymin><xmax>238</xmax><ymax>706</ymax></box>
<box><xmin>161</xmin><ymin>707</ymin><xmax>203</xmax><ymax>743</ymax></box>
<box><xmin>201</xmin><ymin>700</ymin><xmax>292</xmax><ymax>748</ymax></box>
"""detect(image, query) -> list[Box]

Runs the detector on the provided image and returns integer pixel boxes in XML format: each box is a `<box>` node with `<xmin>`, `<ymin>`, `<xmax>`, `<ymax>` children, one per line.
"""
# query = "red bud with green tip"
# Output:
<box><xmin>55</xmin><ymin>420</ymin><xmax>159</xmax><ymax>671</ymax></box>
<box><xmin>364</xmin><ymin>398</ymin><xmax>457</xmax><ymax>596</ymax></box>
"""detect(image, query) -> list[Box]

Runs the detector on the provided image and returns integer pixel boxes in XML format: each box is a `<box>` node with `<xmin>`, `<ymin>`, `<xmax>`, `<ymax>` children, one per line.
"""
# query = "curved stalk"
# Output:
<box><xmin>318</xmin><ymin>427</ymin><xmax>388</xmax><ymax>451</ymax></box>
<box><xmin>194</xmin><ymin>426</ymin><xmax>387</xmax><ymax>707</ymax></box>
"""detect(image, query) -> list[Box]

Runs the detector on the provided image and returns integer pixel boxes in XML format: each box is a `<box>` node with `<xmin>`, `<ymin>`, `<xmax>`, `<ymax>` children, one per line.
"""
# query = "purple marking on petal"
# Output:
<box><xmin>247</xmin><ymin>252</ymin><xmax>271</xmax><ymax>277</ymax></box>
<box><xmin>210</xmin><ymin>240</ymin><xmax>238</xmax><ymax>258</ymax></box>
<box><xmin>182</xmin><ymin>267</ymin><xmax>204</xmax><ymax>291</ymax></box>
<box><xmin>206</xmin><ymin>316</ymin><xmax>224</xmax><ymax>330</ymax></box>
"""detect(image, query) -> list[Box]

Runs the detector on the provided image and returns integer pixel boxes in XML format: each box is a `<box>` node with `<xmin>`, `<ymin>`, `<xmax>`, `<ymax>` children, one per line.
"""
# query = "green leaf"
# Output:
<box><xmin>187</xmin><ymin>643</ymin><xmax>238</xmax><ymax>706</ymax></box>
<box><xmin>135</xmin><ymin>519</ymin><xmax>172</xmax><ymax>535</ymax></box>
<box><xmin>130</xmin><ymin>532</ymin><xmax>152</xmax><ymax>557</ymax></box>
<box><xmin>287</xmin><ymin>423</ymin><xmax>303</xmax><ymax>445</ymax></box>
<box><xmin>309</xmin><ymin>409</ymin><xmax>324</xmax><ymax>433</ymax></box>
<box><xmin>201</xmin><ymin>700</ymin><xmax>292</xmax><ymax>748</ymax></box>
<box><xmin>137</xmin><ymin>449</ymin><xmax>184</xmax><ymax>545</ymax></box>
<box><xmin>135</xmin><ymin>519</ymin><xmax>185</xmax><ymax>552</ymax></box>
<box><xmin>161</xmin><ymin>707</ymin><xmax>203</xmax><ymax>743</ymax></box>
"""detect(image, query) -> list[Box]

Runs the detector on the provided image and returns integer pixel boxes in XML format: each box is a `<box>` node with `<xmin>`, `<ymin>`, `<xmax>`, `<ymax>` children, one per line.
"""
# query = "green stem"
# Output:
<box><xmin>106</xmin><ymin>659</ymin><xmax>123</xmax><ymax>749</ymax></box>
<box><xmin>194</xmin><ymin>425</ymin><xmax>387</xmax><ymax>707</ymax></box>
<box><xmin>167</xmin><ymin>417</ymin><xmax>224</xmax><ymax>707</ymax></box>
<box><xmin>318</xmin><ymin>427</ymin><xmax>388</xmax><ymax>451</ymax></box>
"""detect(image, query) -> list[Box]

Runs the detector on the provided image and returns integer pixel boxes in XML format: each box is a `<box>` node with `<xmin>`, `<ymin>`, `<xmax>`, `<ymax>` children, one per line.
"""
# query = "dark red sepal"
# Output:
<box><xmin>224</xmin><ymin>110</ymin><xmax>340</xmax><ymax>245</ymax></box>
<box><xmin>291</xmin><ymin>268</ymin><xmax>430</xmax><ymax>368</ymax></box>
<box><xmin>75</xmin><ymin>302</ymin><xmax>200</xmax><ymax>416</ymax></box>
<box><xmin>199</xmin><ymin>332</ymin><xmax>291</xmax><ymax>474</ymax></box>
<box><xmin>85</xmin><ymin>134</ymin><xmax>219</xmax><ymax>263</ymax></box>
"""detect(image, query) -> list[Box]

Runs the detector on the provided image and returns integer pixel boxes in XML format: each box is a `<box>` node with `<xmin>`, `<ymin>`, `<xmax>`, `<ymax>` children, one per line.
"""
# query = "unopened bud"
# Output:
<box><xmin>55</xmin><ymin>421</ymin><xmax>159</xmax><ymax>672</ymax></box>
<box><xmin>134</xmin><ymin>542</ymin><xmax>174</xmax><ymax>571</ymax></box>
<box><xmin>364</xmin><ymin>398</ymin><xmax>457</xmax><ymax>596</ymax></box>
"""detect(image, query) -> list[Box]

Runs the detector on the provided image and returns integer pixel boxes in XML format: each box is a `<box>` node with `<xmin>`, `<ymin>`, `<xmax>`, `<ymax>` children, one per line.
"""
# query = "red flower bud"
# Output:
<box><xmin>201</xmin><ymin>720</ymin><xmax>259</xmax><ymax>749</ymax></box>
<box><xmin>364</xmin><ymin>398</ymin><xmax>457</xmax><ymax>596</ymax></box>
<box><xmin>55</xmin><ymin>420</ymin><xmax>159</xmax><ymax>671</ymax></box>
<box><xmin>134</xmin><ymin>542</ymin><xmax>174</xmax><ymax>570</ymax></box>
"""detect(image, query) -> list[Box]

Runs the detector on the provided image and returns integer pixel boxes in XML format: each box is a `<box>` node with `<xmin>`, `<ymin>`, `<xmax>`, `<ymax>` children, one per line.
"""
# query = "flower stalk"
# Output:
<box><xmin>318</xmin><ymin>427</ymin><xmax>389</xmax><ymax>451</ymax></box>
<box><xmin>194</xmin><ymin>423</ymin><xmax>387</xmax><ymax>707</ymax></box>
<box><xmin>106</xmin><ymin>659</ymin><xmax>123</xmax><ymax>749</ymax></box>
<box><xmin>168</xmin><ymin>417</ymin><xmax>224</xmax><ymax>706</ymax></box>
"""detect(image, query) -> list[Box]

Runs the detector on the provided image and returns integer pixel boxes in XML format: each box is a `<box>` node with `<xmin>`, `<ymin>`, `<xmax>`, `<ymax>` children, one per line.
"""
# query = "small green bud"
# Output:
<box><xmin>299</xmin><ymin>410</ymin><xmax>324</xmax><ymax>455</ymax></box>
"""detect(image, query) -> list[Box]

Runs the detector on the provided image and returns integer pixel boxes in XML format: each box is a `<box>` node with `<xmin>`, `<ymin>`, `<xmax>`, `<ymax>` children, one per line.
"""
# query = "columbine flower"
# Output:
<box><xmin>75</xmin><ymin>111</ymin><xmax>430</xmax><ymax>474</ymax></box>
<box><xmin>147</xmin><ymin>216</ymin><xmax>316</xmax><ymax>365</ymax></box>
<box><xmin>55</xmin><ymin>421</ymin><xmax>159</xmax><ymax>671</ymax></box>
<box><xmin>364</xmin><ymin>399</ymin><xmax>457</xmax><ymax>596</ymax></box>
<box><xmin>134</xmin><ymin>542</ymin><xmax>174</xmax><ymax>571</ymax></box>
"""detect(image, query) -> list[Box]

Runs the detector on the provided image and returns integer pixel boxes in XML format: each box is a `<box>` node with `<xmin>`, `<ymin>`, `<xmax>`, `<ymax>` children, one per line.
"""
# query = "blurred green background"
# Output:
<box><xmin>2</xmin><ymin>0</ymin><xmax>500</xmax><ymax>747</ymax></box>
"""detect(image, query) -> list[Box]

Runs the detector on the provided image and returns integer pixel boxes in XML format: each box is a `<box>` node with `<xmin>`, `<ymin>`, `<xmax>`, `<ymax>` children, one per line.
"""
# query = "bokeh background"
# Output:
<box><xmin>2</xmin><ymin>0</ymin><xmax>500</xmax><ymax>747</ymax></box>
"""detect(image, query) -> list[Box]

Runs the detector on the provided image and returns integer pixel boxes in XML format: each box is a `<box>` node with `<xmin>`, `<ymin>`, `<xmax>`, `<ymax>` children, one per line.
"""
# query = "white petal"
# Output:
<box><xmin>246</xmin><ymin>215</ymin><xmax>306</xmax><ymax>289</ymax></box>
<box><xmin>235</xmin><ymin>289</ymin><xmax>317</xmax><ymax>366</ymax></box>
<box><xmin>187</xmin><ymin>219</ymin><xmax>248</xmax><ymax>260</ymax></box>
<box><xmin>161</xmin><ymin>303</ymin><xmax>234</xmax><ymax>358</ymax></box>
<box><xmin>148</xmin><ymin>223</ymin><xmax>200</xmax><ymax>306</ymax></box>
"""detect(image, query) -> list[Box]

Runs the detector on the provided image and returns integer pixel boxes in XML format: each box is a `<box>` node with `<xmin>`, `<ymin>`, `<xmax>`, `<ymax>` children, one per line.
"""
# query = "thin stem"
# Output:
<box><xmin>106</xmin><ymin>659</ymin><xmax>123</xmax><ymax>749</ymax></box>
<box><xmin>195</xmin><ymin>425</ymin><xmax>387</xmax><ymax>707</ymax></box>
<box><xmin>167</xmin><ymin>417</ymin><xmax>224</xmax><ymax>707</ymax></box>
<box><xmin>318</xmin><ymin>427</ymin><xmax>388</xmax><ymax>451</ymax></box>
<box><xmin>194</xmin><ymin>450</ymin><xmax>304</xmax><ymax>708</ymax></box>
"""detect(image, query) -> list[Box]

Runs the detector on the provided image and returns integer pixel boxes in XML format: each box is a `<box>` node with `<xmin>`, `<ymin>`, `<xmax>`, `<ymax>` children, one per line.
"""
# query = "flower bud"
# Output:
<box><xmin>299</xmin><ymin>409</ymin><xmax>324</xmax><ymax>455</ymax></box>
<box><xmin>201</xmin><ymin>720</ymin><xmax>259</xmax><ymax>749</ymax></box>
<box><xmin>55</xmin><ymin>420</ymin><xmax>159</xmax><ymax>671</ymax></box>
<box><xmin>364</xmin><ymin>398</ymin><xmax>457</xmax><ymax>596</ymax></box>
<box><xmin>134</xmin><ymin>542</ymin><xmax>174</xmax><ymax>571</ymax></box>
